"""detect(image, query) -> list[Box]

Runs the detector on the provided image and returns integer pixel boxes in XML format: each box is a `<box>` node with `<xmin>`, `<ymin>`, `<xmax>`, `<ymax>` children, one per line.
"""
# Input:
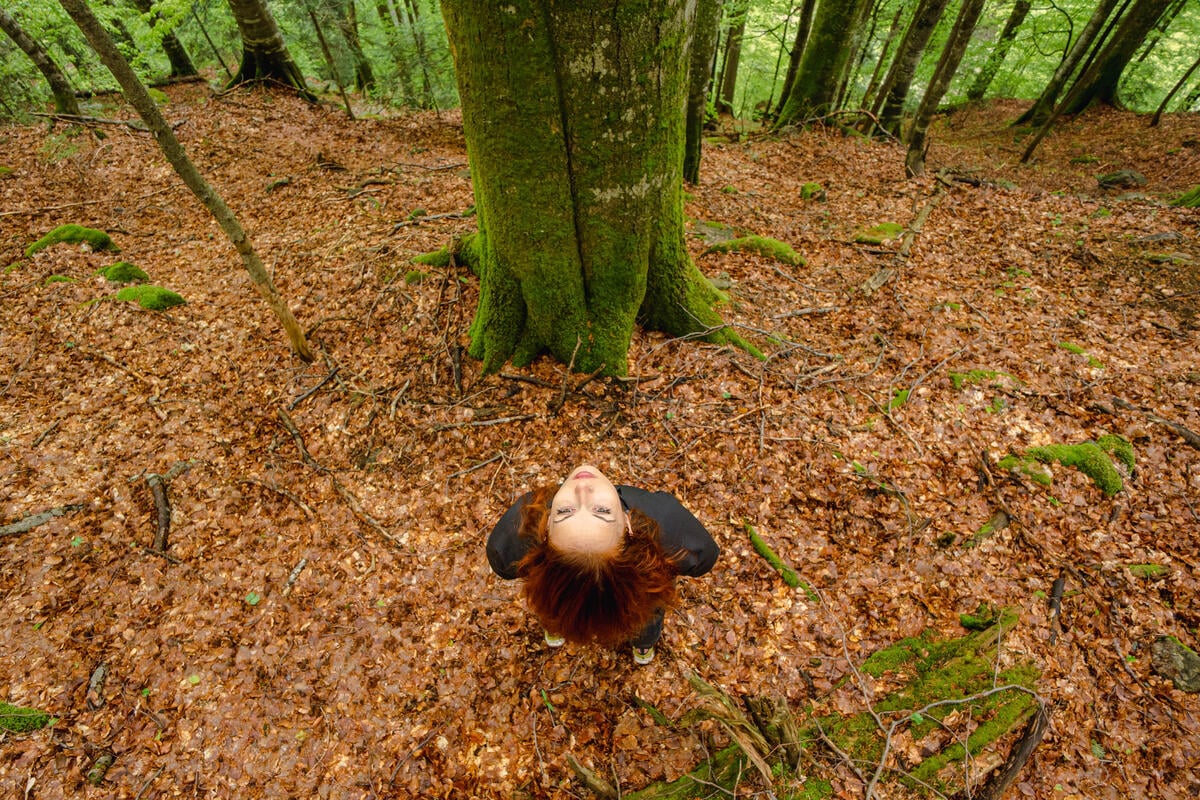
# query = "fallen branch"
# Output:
<box><xmin>282</xmin><ymin>558</ymin><xmax>308</xmax><ymax>597</ymax></box>
<box><xmin>0</xmin><ymin>504</ymin><xmax>85</xmax><ymax>537</ymax></box>
<box><xmin>276</xmin><ymin>407</ymin><xmax>327</xmax><ymax>471</ymax></box>
<box><xmin>861</xmin><ymin>185</ymin><xmax>945</xmax><ymax>296</ymax></box>
<box><xmin>1048</xmin><ymin>570</ymin><xmax>1067</xmax><ymax>645</ymax></box>
<box><xmin>288</xmin><ymin>366</ymin><xmax>340</xmax><ymax>410</ymax></box>
<box><xmin>332</xmin><ymin>477</ymin><xmax>407</xmax><ymax>547</ymax></box>
<box><xmin>566</xmin><ymin>754</ymin><xmax>618</xmax><ymax>799</ymax></box>
<box><xmin>146</xmin><ymin>474</ymin><xmax>171</xmax><ymax>552</ymax></box>
<box><xmin>973</xmin><ymin>703</ymin><xmax>1051</xmax><ymax>800</ymax></box>
<box><xmin>1112</xmin><ymin>396</ymin><xmax>1200</xmax><ymax>450</ymax></box>
<box><xmin>431</xmin><ymin>414</ymin><xmax>537</xmax><ymax>431</ymax></box>
<box><xmin>446</xmin><ymin>453</ymin><xmax>504</xmax><ymax>480</ymax></box>
<box><xmin>743</xmin><ymin>520</ymin><xmax>800</xmax><ymax>588</ymax></box>
<box><xmin>239</xmin><ymin>478</ymin><xmax>316</xmax><ymax>518</ymax></box>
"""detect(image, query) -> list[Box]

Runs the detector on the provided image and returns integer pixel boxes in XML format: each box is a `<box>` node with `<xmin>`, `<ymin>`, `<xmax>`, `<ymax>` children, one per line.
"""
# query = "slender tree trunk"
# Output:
<box><xmin>441</xmin><ymin>0</ymin><xmax>744</xmax><ymax>375</ymax></box>
<box><xmin>905</xmin><ymin>0</ymin><xmax>987</xmax><ymax>177</ymax></box>
<box><xmin>1015</xmin><ymin>0</ymin><xmax>1121</xmax><ymax>125</ymax></box>
<box><xmin>192</xmin><ymin>5</ymin><xmax>235</xmax><ymax>79</ymax></box>
<box><xmin>336</xmin><ymin>0</ymin><xmax>375</xmax><ymax>91</ymax></box>
<box><xmin>967</xmin><ymin>0</ymin><xmax>1032</xmax><ymax>101</ymax></box>
<box><xmin>1057</xmin><ymin>0</ymin><xmax>1175</xmax><ymax>113</ymax></box>
<box><xmin>0</xmin><ymin>6</ymin><xmax>82</xmax><ymax>115</ymax></box>
<box><xmin>402</xmin><ymin>0</ymin><xmax>436</xmax><ymax>107</ymax></box>
<box><xmin>225</xmin><ymin>0</ymin><xmax>316</xmax><ymax>100</ymax></box>
<box><xmin>775</xmin><ymin>0</ymin><xmax>873</xmax><ymax>126</ymax></box>
<box><xmin>1131</xmin><ymin>0</ymin><xmax>1186</xmax><ymax>65</ymax></box>
<box><xmin>872</xmin><ymin>0</ymin><xmax>951</xmax><ymax>137</ymax></box>
<box><xmin>859</xmin><ymin>4</ymin><xmax>906</xmax><ymax>111</ymax></box>
<box><xmin>715</xmin><ymin>2</ymin><xmax>745</xmax><ymax>115</ymax></box>
<box><xmin>1150</xmin><ymin>48</ymin><xmax>1200</xmax><ymax>126</ymax></box>
<box><xmin>306</xmin><ymin>4</ymin><xmax>354</xmax><ymax>118</ymax></box>
<box><xmin>684</xmin><ymin>0</ymin><xmax>723</xmax><ymax>185</ymax></box>
<box><xmin>834</xmin><ymin>0</ymin><xmax>878</xmax><ymax>111</ymax></box>
<box><xmin>58</xmin><ymin>0</ymin><xmax>314</xmax><ymax>362</ymax></box>
<box><xmin>130</xmin><ymin>0</ymin><xmax>198</xmax><ymax>78</ymax></box>
<box><xmin>771</xmin><ymin>0</ymin><xmax>817</xmax><ymax>119</ymax></box>
<box><xmin>374</xmin><ymin>0</ymin><xmax>416</xmax><ymax>105</ymax></box>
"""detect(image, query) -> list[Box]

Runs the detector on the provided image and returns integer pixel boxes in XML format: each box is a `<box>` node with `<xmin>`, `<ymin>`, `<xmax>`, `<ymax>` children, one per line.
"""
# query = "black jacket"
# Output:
<box><xmin>486</xmin><ymin>485</ymin><xmax>719</xmax><ymax>580</ymax></box>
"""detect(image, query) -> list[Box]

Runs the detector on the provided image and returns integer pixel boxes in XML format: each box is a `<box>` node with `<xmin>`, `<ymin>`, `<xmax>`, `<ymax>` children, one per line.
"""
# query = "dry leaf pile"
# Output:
<box><xmin>1</xmin><ymin>86</ymin><xmax>1198</xmax><ymax>798</ymax></box>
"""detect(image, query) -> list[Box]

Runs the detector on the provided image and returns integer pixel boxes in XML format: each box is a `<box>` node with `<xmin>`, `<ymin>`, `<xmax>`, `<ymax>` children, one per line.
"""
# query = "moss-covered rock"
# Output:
<box><xmin>97</xmin><ymin>261</ymin><xmax>149</xmax><ymax>284</ymax></box>
<box><xmin>115</xmin><ymin>285</ymin><xmax>186</xmax><ymax>310</ymax></box>
<box><xmin>1097</xmin><ymin>434</ymin><xmax>1135</xmax><ymax>473</ymax></box>
<box><xmin>800</xmin><ymin>181</ymin><xmax>825</xmax><ymax>201</ymax></box>
<box><xmin>854</xmin><ymin>222</ymin><xmax>904</xmax><ymax>245</ymax></box>
<box><xmin>1150</xmin><ymin>635</ymin><xmax>1200</xmax><ymax>692</ymax></box>
<box><xmin>43</xmin><ymin>274</ymin><xmax>75</xmax><ymax>285</ymax></box>
<box><xmin>0</xmin><ymin>701</ymin><xmax>56</xmax><ymax>733</ymax></box>
<box><xmin>26</xmin><ymin>224</ymin><xmax>119</xmax><ymax>256</ymax></box>
<box><xmin>705</xmin><ymin>235</ymin><xmax>805</xmax><ymax>266</ymax></box>
<box><xmin>997</xmin><ymin>454</ymin><xmax>1053</xmax><ymax>487</ymax></box>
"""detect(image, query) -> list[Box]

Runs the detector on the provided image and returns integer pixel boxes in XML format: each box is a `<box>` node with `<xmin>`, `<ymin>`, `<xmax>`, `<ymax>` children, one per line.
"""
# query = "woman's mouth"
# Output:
<box><xmin>573</xmin><ymin>470</ymin><xmax>595</xmax><ymax>479</ymax></box>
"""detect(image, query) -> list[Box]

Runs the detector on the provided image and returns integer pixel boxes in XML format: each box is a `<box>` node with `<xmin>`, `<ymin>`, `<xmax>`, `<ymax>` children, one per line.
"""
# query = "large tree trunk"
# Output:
<box><xmin>905</xmin><ymin>0</ymin><xmax>987</xmax><ymax>177</ymax></box>
<box><xmin>1057</xmin><ymin>0</ymin><xmax>1175</xmax><ymax>114</ymax></box>
<box><xmin>58</xmin><ymin>0</ymin><xmax>314</xmax><ymax>362</ymax></box>
<box><xmin>441</xmin><ymin>0</ymin><xmax>743</xmax><ymax>376</ymax></box>
<box><xmin>684</xmin><ymin>0</ymin><xmax>723</xmax><ymax>185</ymax></box>
<box><xmin>129</xmin><ymin>0</ymin><xmax>198</xmax><ymax>78</ymax></box>
<box><xmin>872</xmin><ymin>0</ymin><xmax>951</xmax><ymax>137</ymax></box>
<box><xmin>0</xmin><ymin>7</ymin><xmax>81</xmax><ymax>115</ymax></box>
<box><xmin>225</xmin><ymin>0</ymin><xmax>315</xmax><ymax>99</ymax></box>
<box><xmin>966</xmin><ymin>0</ymin><xmax>1032</xmax><ymax>102</ymax></box>
<box><xmin>774</xmin><ymin>0</ymin><xmax>872</xmax><ymax>126</ymax></box>
<box><xmin>1014</xmin><ymin>0</ymin><xmax>1122</xmax><ymax>126</ymax></box>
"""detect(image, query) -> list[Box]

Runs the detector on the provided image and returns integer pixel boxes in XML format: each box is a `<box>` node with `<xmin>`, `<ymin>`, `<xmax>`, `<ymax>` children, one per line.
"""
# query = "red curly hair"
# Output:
<box><xmin>516</xmin><ymin>486</ymin><xmax>681</xmax><ymax>646</ymax></box>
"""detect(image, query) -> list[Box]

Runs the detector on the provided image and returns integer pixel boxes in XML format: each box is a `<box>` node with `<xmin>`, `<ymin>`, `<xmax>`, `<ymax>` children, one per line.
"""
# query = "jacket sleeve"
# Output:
<box><xmin>486</xmin><ymin>492</ymin><xmax>533</xmax><ymax>579</ymax></box>
<box><xmin>619</xmin><ymin>486</ymin><xmax>719</xmax><ymax>577</ymax></box>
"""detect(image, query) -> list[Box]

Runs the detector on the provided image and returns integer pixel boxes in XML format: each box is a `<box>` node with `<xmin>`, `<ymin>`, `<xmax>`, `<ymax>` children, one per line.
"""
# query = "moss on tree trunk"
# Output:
<box><xmin>442</xmin><ymin>0</ymin><xmax>745</xmax><ymax>376</ymax></box>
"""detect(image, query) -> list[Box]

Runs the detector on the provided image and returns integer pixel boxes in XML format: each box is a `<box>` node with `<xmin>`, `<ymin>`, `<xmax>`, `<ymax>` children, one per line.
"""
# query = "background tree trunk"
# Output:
<box><xmin>966</xmin><ymin>0</ymin><xmax>1032</xmax><ymax>102</ymax></box>
<box><xmin>1056</xmin><ymin>0</ymin><xmax>1175</xmax><ymax>114</ymax></box>
<box><xmin>1015</xmin><ymin>0</ymin><xmax>1121</xmax><ymax>125</ymax></box>
<box><xmin>1151</xmin><ymin>49</ymin><xmax>1200</xmax><ymax>125</ymax></box>
<box><xmin>374</xmin><ymin>0</ymin><xmax>417</xmax><ymax>105</ymax></box>
<box><xmin>774</xmin><ymin>0</ymin><xmax>872</xmax><ymax>126</ymax></box>
<box><xmin>684</xmin><ymin>0</ymin><xmax>723</xmax><ymax>185</ymax></box>
<box><xmin>225</xmin><ymin>0</ymin><xmax>315</xmax><ymax>99</ymax></box>
<box><xmin>129</xmin><ymin>0</ymin><xmax>198</xmax><ymax>78</ymax></box>
<box><xmin>872</xmin><ymin>0</ymin><xmax>951</xmax><ymax>137</ymax></box>
<box><xmin>859</xmin><ymin>4</ymin><xmax>906</xmax><ymax>111</ymax></box>
<box><xmin>441</xmin><ymin>0</ymin><xmax>742</xmax><ymax>376</ymax></box>
<box><xmin>58</xmin><ymin>0</ymin><xmax>314</xmax><ymax>362</ymax></box>
<box><xmin>905</xmin><ymin>0</ymin><xmax>987</xmax><ymax>177</ymax></box>
<box><xmin>336</xmin><ymin>0</ymin><xmax>375</xmax><ymax>92</ymax></box>
<box><xmin>0</xmin><ymin>6</ymin><xmax>81</xmax><ymax>115</ymax></box>
<box><xmin>715</xmin><ymin>2</ymin><xmax>746</xmax><ymax>115</ymax></box>
<box><xmin>770</xmin><ymin>0</ymin><xmax>817</xmax><ymax>120</ymax></box>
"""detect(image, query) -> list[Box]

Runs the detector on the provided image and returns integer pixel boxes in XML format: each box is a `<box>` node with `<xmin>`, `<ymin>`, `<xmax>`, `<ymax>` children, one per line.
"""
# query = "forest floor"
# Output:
<box><xmin>1</xmin><ymin>85</ymin><xmax>1198</xmax><ymax>799</ymax></box>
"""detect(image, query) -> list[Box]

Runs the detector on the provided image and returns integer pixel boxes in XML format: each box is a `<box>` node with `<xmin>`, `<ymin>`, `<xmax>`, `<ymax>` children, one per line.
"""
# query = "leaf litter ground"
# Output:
<box><xmin>1</xmin><ymin>87</ymin><xmax>1198</xmax><ymax>798</ymax></box>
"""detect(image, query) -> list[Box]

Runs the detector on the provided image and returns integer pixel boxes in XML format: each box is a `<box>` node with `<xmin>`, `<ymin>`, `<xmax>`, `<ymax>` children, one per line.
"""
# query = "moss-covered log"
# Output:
<box><xmin>441</xmin><ymin>0</ymin><xmax>749</xmax><ymax>376</ymax></box>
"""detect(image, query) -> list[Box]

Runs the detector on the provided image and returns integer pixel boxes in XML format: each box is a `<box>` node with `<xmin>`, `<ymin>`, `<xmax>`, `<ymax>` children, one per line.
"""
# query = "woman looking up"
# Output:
<box><xmin>487</xmin><ymin>464</ymin><xmax>719</xmax><ymax>665</ymax></box>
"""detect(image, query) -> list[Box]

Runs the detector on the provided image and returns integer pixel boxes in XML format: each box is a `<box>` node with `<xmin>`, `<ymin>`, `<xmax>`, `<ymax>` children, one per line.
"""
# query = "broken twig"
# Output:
<box><xmin>0</xmin><ymin>504</ymin><xmax>85</xmax><ymax>537</ymax></box>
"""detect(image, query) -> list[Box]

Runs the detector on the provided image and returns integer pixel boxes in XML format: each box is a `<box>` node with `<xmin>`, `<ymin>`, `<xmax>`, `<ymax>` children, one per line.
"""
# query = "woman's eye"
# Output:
<box><xmin>594</xmin><ymin>506</ymin><xmax>611</xmax><ymax>514</ymax></box>
<box><xmin>556</xmin><ymin>507</ymin><xmax>575</xmax><ymax>515</ymax></box>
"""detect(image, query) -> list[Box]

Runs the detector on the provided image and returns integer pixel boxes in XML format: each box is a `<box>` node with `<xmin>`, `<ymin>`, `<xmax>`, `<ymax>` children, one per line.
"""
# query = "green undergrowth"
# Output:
<box><xmin>625</xmin><ymin>615</ymin><xmax>1038</xmax><ymax>798</ymax></box>
<box><xmin>0</xmin><ymin>701</ymin><xmax>56</xmax><ymax>733</ymax></box>
<box><xmin>704</xmin><ymin>235</ymin><xmax>805</xmax><ymax>266</ymax></box>
<box><xmin>949</xmin><ymin>369</ymin><xmax>1019</xmax><ymax>391</ymax></box>
<box><xmin>26</xmin><ymin>224</ymin><xmax>119</xmax><ymax>256</ymax></box>
<box><xmin>1171</xmin><ymin>185</ymin><xmax>1199</xmax><ymax>207</ymax></box>
<box><xmin>1058</xmin><ymin>340</ymin><xmax>1103</xmax><ymax>368</ymax></box>
<box><xmin>999</xmin><ymin>435</ymin><xmax>1133</xmax><ymax>496</ymax></box>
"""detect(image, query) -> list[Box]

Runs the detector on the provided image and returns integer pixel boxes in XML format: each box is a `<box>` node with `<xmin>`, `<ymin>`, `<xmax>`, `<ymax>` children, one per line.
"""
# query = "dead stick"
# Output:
<box><xmin>432</xmin><ymin>414</ymin><xmax>536</xmax><ymax>431</ymax></box>
<box><xmin>1112</xmin><ymin>397</ymin><xmax>1200</xmax><ymax>450</ymax></box>
<box><xmin>276</xmin><ymin>407</ymin><xmax>327</xmax><ymax>471</ymax></box>
<box><xmin>446</xmin><ymin>453</ymin><xmax>503</xmax><ymax>480</ymax></box>
<box><xmin>332</xmin><ymin>477</ymin><xmax>407</xmax><ymax>547</ymax></box>
<box><xmin>288</xmin><ymin>366</ymin><xmax>340</xmax><ymax>410</ymax></box>
<box><xmin>565</xmin><ymin>754</ymin><xmax>618</xmax><ymax>800</ymax></box>
<box><xmin>1048</xmin><ymin>570</ymin><xmax>1067</xmax><ymax>645</ymax></box>
<box><xmin>87</xmin><ymin>751</ymin><xmax>116</xmax><ymax>786</ymax></box>
<box><xmin>974</xmin><ymin>704</ymin><xmax>1051</xmax><ymax>800</ymax></box>
<box><xmin>282</xmin><ymin>558</ymin><xmax>308</xmax><ymax>597</ymax></box>
<box><xmin>239</xmin><ymin>478</ymin><xmax>316</xmax><ymax>518</ymax></box>
<box><xmin>0</xmin><ymin>504</ymin><xmax>85</xmax><ymax>537</ymax></box>
<box><xmin>146</xmin><ymin>474</ymin><xmax>171</xmax><ymax>551</ymax></box>
<box><xmin>743</xmin><ymin>519</ymin><xmax>801</xmax><ymax>588</ymax></box>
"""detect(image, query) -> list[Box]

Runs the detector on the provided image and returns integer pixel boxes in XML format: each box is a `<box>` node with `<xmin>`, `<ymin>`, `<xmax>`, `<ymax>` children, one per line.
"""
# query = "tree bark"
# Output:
<box><xmin>684</xmin><ymin>0</ymin><xmax>723</xmax><ymax>185</ymax></box>
<box><xmin>1014</xmin><ymin>0</ymin><xmax>1121</xmax><ymax>125</ymax></box>
<box><xmin>441</xmin><ymin>0</ymin><xmax>745</xmax><ymax>376</ymax></box>
<box><xmin>0</xmin><ymin>7</ymin><xmax>81</xmax><ymax>115</ymax></box>
<box><xmin>225</xmin><ymin>0</ymin><xmax>316</xmax><ymax>99</ymax></box>
<box><xmin>859</xmin><ymin>4</ymin><xmax>906</xmax><ymax>112</ymax></box>
<box><xmin>770</xmin><ymin>0</ymin><xmax>817</xmax><ymax>120</ymax></box>
<box><xmin>374</xmin><ymin>0</ymin><xmax>417</xmax><ymax>105</ymax></box>
<box><xmin>966</xmin><ymin>0</ymin><xmax>1032</xmax><ymax>102</ymax></box>
<box><xmin>774</xmin><ymin>0</ymin><xmax>873</xmax><ymax>126</ymax></box>
<box><xmin>714</xmin><ymin>2</ymin><xmax>746</xmax><ymax>115</ymax></box>
<box><xmin>58</xmin><ymin>0</ymin><xmax>314</xmax><ymax>362</ymax></box>
<box><xmin>872</xmin><ymin>0</ymin><xmax>951</xmax><ymax>137</ymax></box>
<box><xmin>905</xmin><ymin>0</ymin><xmax>987</xmax><ymax>177</ymax></box>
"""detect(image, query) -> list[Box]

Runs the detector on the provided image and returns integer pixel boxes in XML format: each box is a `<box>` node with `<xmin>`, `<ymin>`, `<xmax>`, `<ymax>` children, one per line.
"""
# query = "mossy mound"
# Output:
<box><xmin>800</xmin><ymin>182</ymin><xmax>825</xmax><ymax>200</ymax></box>
<box><xmin>705</xmin><ymin>235</ymin><xmax>805</xmax><ymax>266</ymax></box>
<box><xmin>26</xmin><ymin>224</ymin><xmax>119</xmax><ymax>256</ymax></box>
<box><xmin>0</xmin><ymin>165</ymin><xmax>14</xmax><ymax>178</ymax></box>
<box><xmin>411</xmin><ymin>246</ymin><xmax>451</xmax><ymax>267</ymax></box>
<box><xmin>97</xmin><ymin>261</ymin><xmax>148</xmax><ymax>284</ymax></box>
<box><xmin>115</xmin><ymin>285</ymin><xmax>186</xmax><ymax>310</ymax></box>
<box><xmin>1001</xmin><ymin>437</ymin><xmax>1132</xmax><ymax>496</ymax></box>
<box><xmin>44</xmin><ymin>274</ymin><xmax>75</xmax><ymax>285</ymax></box>
<box><xmin>625</xmin><ymin>616</ymin><xmax>1039</xmax><ymax>798</ymax></box>
<box><xmin>1172</xmin><ymin>185</ymin><xmax>1200</xmax><ymax>208</ymax></box>
<box><xmin>854</xmin><ymin>222</ymin><xmax>904</xmax><ymax>245</ymax></box>
<box><xmin>0</xmin><ymin>701</ymin><xmax>56</xmax><ymax>733</ymax></box>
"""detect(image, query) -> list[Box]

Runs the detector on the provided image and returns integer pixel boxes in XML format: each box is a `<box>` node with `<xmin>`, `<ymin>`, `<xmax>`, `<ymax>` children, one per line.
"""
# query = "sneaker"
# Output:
<box><xmin>544</xmin><ymin>631</ymin><xmax>565</xmax><ymax>648</ymax></box>
<box><xmin>633</xmin><ymin>646</ymin><xmax>654</xmax><ymax>665</ymax></box>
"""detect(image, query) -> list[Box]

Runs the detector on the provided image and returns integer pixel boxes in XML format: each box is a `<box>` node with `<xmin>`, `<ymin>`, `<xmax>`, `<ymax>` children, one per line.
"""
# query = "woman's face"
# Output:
<box><xmin>547</xmin><ymin>464</ymin><xmax>626</xmax><ymax>556</ymax></box>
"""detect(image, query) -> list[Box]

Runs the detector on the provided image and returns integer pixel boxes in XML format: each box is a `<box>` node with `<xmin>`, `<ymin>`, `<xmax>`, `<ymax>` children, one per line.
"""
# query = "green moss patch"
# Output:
<box><xmin>0</xmin><ymin>701</ymin><xmax>56</xmax><ymax>733</ymax></box>
<box><xmin>1128</xmin><ymin>563</ymin><xmax>1169</xmax><ymax>580</ymax></box>
<box><xmin>705</xmin><ymin>235</ymin><xmax>805</xmax><ymax>266</ymax></box>
<box><xmin>115</xmin><ymin>285</ymin><xmax>186</xmax><ymax>310</ymax></box>
<box><xmin>854</xmin><ymin>222</ymin><xmax>904</xmax><ymax>245</ymax></box>
<box><xmin>44</xmin><ymin>274</ymin><xmax>75</xmax><ymax>285</ymax></box>
<box><xmin>411</xmin><ymin>246</ymin><xmax>451</xmax><ymax>267</ymax></box>
<box><xmin>0</xmin><ymin>165</ymin><xmax>14</xmax><ymax>178</ymax></box>
<box><xmin>1058</xmin><ymin>340</ymin><xmax>1103</xmax><ymax>368</ymax></box>
<box><xmin>26</xmin><ymin>224</ymin><xmax>119</xmax><ymax>256</ymax></box>
<box><xmin>1172</xmin><ymin>185</ymin><xmax>1200</xmax><ymax>208</ymax></box>
<box><xmin>1002</xmin><ymin>439</ymin><xmax>1132</xmax><ymax>496</ymax></box>
<box><xmin>949</xmin><ymin>369</ymin><xmax>1019</xmax><ymax>391</ymax></box>
<box><xmin>96</xmin><ymin>261</ymin><xmax>148</xmax><ymax>284</ymax></box>
<box><xmin>800</xmin><ymin>181</ymin><xmax>824</xmax><ymax>200</ymax></box>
